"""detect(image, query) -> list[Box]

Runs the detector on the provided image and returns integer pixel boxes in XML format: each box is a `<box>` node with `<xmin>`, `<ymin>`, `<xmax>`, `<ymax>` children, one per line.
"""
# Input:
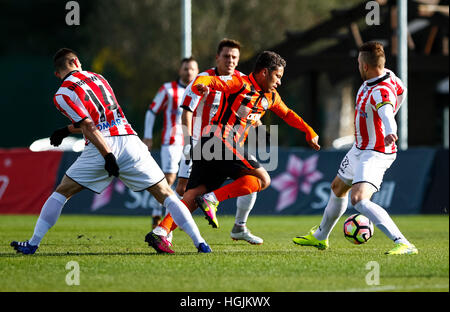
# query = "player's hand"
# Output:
<box><xmin>104</xmin><ymin>153</ymin><xmax>119</xmax><ymax>177</ymax></box>
<box><xmin>143</xmin><ymin>138</ymin><xmax>152</xmax><ymax>151</ymax></box>
<box><xmin>194</xmin><ymin>84</ymin><xmax>209</xmax><ymax>96</ymax></box>
<box><xmin>384</xmin><ymin>133</ymin><xmax>398</xmax><ymax>146</ymax></box>
<box><xmin>50</xmin><ymin>126</ymin><xmax>71</xmax><ymax>146</ymax></box>
<box><xmin>308</xmin><ymin>135</ymin><xmax>321</xmax><ymax>151</ymax></box>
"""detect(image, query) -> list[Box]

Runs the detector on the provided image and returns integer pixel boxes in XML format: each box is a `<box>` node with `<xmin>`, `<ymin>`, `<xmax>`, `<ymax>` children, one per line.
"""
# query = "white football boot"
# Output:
<box><xmin>230</xmin><ymin>225</ymin><xmax>263</xmax><ymax>245</ymax></box>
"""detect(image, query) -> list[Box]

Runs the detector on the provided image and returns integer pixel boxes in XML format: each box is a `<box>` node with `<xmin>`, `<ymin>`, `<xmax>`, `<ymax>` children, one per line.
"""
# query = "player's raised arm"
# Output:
<box><xmin>269</xmin><ymin>96</ymin><xmax>320</xmax><ymax>151</ymax></box>
<box><xmin>191</xmin><ymin>74</ymin><xmax>243</xmax><ymax>96</ymax></box>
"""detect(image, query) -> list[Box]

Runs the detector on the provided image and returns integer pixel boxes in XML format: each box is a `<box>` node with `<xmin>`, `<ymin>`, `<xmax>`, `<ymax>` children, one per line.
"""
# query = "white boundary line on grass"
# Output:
<box><xmin>322</xmin><ymin>284</ymin><xmax>449</xmax><ymax>292</ymax></box>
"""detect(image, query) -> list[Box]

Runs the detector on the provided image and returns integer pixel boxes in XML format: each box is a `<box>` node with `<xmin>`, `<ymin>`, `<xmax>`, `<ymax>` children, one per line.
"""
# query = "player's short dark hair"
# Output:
<box><xmin>253</xmin><ymin>51</ymin><xmax>286</xmax><ymax>73</ymax></box>
<box><xmin>217</xmin><ymin>38</ymin><xmax>241</xmax><ymax>55</ymax></box>
<box><xmin>53</xmin><ymin>48</ymin><xmax>78</xmax><ymax>72</ymax></box>
<box><xmin>181</xmin><ymin>56</ymin><xmax>197</xmax><ymax>65</ymax></box>
<box><xmin>359</xmin><ymin>41</ymin><xmax>385</xmax><ymax>68</ymax></box>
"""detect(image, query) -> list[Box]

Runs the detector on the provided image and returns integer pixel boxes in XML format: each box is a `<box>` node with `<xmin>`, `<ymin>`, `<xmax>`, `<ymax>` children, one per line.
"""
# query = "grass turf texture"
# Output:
<box><xmin>0</xmin><ymin>214</ymin><xmax>448</xmax><ymax>292</ymax></box>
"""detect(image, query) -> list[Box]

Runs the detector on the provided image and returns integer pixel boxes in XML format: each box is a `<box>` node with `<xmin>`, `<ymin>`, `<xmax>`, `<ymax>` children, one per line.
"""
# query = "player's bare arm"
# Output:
<box><xmin>68</xmin><ymin>124</ymin><xmax>82</xmax><ymax>134</ymax></box>
<box><xmin>182</xmin><ymin>109</ymin><xmax>193</xmax><ymax>138</ymax></box>
<box><xmin>79</xmin><ymin>118</ymin><xmax>111</xmax><ymax>156</ymax></box>
<box><xmin>181</xmin><ymin>109</ymin><xmax>194</xmax><ymax>157</ymax></box>
<box><xmin>79</xmin><ymin>118</ymin><xmax>119</xmax><ymax>177</ymax></box>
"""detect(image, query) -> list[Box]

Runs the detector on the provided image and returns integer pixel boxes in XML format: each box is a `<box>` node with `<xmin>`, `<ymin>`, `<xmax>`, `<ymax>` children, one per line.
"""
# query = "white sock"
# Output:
<box><xmin>314</xmin><ymin>191</ymin><xmax>348</xmax><ymax>241</ymax></box>
<box><xmin>235</xmin><ymin>192</ymin><xmax>257</xmax><ymax>226</ymax></box>
<box><xmin>204</xmin><ymin>192</ymin><xmax>218</xmax><ymax>203</ymax></box>
<box><xmin>163</xmin><ymin>194</ymin><xmax>205</xmax><ymax>247</ymax></box>
<box><xmin>153</xmin><ymin>226</ymin><xmax>168</xmax><ymax>237</ymax></box>
<box><xmin>29</xmin><ymin>192</ymin><xmax>67</xmax><ymax>246</ymax></box>
<box><xmin>354</xmin><ymin>199</ymin><xmax>410</xmax><ymax>245</ymax></box>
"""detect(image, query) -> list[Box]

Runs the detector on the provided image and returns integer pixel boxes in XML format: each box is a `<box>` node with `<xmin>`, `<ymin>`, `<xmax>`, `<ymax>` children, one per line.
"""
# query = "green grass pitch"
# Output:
<box><xmin>0</xmin><ymin>214</ymin><xmax>448</xmax><ymax>292</ymax></box>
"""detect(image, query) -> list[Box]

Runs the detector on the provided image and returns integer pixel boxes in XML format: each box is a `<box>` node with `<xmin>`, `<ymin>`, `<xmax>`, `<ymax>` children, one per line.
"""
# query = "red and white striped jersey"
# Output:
<box><xmin>147</xmin><ymin>80</ymin><xmax>186</xmax><ymax>145</ymax></box>
<box><xmin>54</xmin><ymin>70</ymin><xmax>136</xmax><ymax>142</ymax></box>
<box><xmin>180</xmin><ymin>68</ymin><xmax>245</xmax><ymax>140</ymax></box>
<box><xmin>354</xmin><ymin>68</ymin><xmax>406</xmax><ymax>154</ymax></box>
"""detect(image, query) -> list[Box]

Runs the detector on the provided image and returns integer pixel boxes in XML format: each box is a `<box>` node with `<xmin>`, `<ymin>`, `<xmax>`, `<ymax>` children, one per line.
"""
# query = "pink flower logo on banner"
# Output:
<box><xmin>91</xmin><ymin>179</ymin><xmax>126</xmax><ymax>211</ymax></box>
<box><xmin>271</xmin><ymin>154</ymin><xmax>323</xmax><ymax>212</ymax></box>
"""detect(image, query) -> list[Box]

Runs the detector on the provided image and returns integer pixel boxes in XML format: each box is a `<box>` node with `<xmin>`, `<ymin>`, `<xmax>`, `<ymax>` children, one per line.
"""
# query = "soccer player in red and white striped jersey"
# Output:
<box><xmin>354</xmin><ymin>68</ymin><xmax>405</xmax><ymax>154</ymax></box>
<box><xmin>54</xmin><ymin>68</ymin><xmax>137</xmax><ymax>140</ymax></box>
<box><xmin>293</xmin><ymin>42</ymin><xmax>417</xmax><ymax>255</ymax></box>
<box><xmin>143</xmin><ymin>57</ymin><xmax>199</xmax><ymax>228</ymax></box>
<box><xmin>155</xmin><ymin>39</ymin><xmax>263</xmax><ymax>245</ymax></box>
<box><xmin>10</xmin><ymin>48</ymin><xmax>210</xmax><ymax>255</ymax></box>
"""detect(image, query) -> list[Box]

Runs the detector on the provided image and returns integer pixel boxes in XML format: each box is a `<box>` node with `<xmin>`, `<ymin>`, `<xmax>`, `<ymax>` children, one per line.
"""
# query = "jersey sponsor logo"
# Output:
<box><xmin>246</xmin><ymin>113</ymin><xmax>261</xmax><ymax>121</ymax></box>
<box><xmin>96</xmin><ymin>118</ymin><xmax>124</xmax><ymax>131</ymax></box>
<box><xmin>358</xmin><ymin>108</ymin><xmax>368</xmax><ymax>118</ymax></box>
<box><xmin>219</xmin><ymin>75</ymin><xmax>233</xmax><ymax>82</ymax></box>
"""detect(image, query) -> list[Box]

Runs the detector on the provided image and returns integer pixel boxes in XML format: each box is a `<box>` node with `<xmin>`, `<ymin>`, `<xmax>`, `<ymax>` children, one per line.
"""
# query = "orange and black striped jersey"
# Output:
<box><xmin>191</xmin><ymin>72</ymin><xmax>317</xmax><ymax>147</ymax></box>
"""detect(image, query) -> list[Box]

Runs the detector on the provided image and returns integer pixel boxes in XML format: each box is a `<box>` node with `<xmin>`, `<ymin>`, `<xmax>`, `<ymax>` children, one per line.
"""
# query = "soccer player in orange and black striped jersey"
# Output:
<box><xmin>186</xmin><ymin>51</ymin><xmax>320</xmax><ymax>228</ymax></box>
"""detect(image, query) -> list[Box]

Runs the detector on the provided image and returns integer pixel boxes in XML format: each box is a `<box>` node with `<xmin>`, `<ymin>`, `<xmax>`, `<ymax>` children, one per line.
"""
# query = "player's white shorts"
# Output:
<box><xmin>66</xmin><ymin>135</ymin><xmax>165</xmax><ymax>193</ymax></box>
<box><xmin>337</xmin><ymin>144</ymin><xmax>396</xmax><ymax>191</ymax></box>
<box><xmin>160</xmin><ymin>144</ymin><xmax>183</xmax><ymax>174</ymax></box>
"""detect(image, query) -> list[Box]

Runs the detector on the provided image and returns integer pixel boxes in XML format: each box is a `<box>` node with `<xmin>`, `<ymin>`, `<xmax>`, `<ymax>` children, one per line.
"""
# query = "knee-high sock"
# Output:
<box><xmin>213</xmin><ymin>175</ymin><xmax>261</xmax><ymax>202</ymax></box>
<box><xmin>158</xmin><ymin>199</ymin><xmax>195</xmax><ymax>234</ymax></box>
<box><xmin>235</xmin><ymin>192</ymin><xmax>257</xmax><ymax>226</ymax></box>
<box><xmin>354</xmin><ymin>199</ymin><xmax>409</xmax><ymax>245</ymax></box>
<box><xmin>29</xmin><ymin>192</ymin><xmax>67</xmax><ymax>246</ymax></box>
<box><xmin>313</xmin><ymin>191</ymin><xmax>348</xmax><ymax>241</ymax></box>
<box><xmin>163</xmin><ymin>194</ymin><xmax>205</xmax><ymax>247</ymax></box>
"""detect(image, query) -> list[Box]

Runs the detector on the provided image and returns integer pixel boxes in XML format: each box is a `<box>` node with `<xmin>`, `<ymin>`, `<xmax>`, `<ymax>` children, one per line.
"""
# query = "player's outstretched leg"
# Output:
<box><xmin>293</xmin><ymin>179</ymin><xmax>349</xmax><ymax>250</ymax></box>
<box><xmin>293</xmin><ymin>226</ymin><xmax>329</xmax><ymax>250</ymax></box>
<box><xmin>145</xmin><ymin>231</ymin><xmax>174</xmax><ymax>254</ymax></box>
<box><xmin>198</xmin><ymin>175</ymin><xmax>264</xmax><ymax>228</ymax></box>
<box><xmin>230</xmin><ymin>193</ymin><xmax>263</xmax><ymax>245</ymax></box>
<box><xmin>354</xmin><ymin>199</ymin><xmax>418</xmax><ymax>255</ymax></box>
<box><xmin>195</xmin><ymin>193</ymin><xmax>220</xmax><ymax>228</ymax></box>
<box><xmin>147</xmin><ymin>181</ymin><xmax>211</xmax><ymax>253</ymax></box>
<box><xmin>11</xmin><ymin>193</ymin><xmax>67</xmax><ymax>255</ymax></box>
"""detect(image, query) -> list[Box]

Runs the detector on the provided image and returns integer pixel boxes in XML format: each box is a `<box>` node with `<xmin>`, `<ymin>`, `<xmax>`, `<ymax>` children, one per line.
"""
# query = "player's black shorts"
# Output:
<box><xmin>186</xmin><ymin>135</ymin><xmax>261</xmax><ymax>192</ymax></box>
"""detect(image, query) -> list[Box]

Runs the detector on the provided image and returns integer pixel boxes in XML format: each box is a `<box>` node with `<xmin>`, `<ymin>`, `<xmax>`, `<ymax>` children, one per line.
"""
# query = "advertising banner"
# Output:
<box><xmin>56</xmin><ymin>147</ymin><xmax>437</xmax><ymax>216</ymax></box>
<box><xmin>0</xmin><ymin>149</ymin><xmax>63</xmax><ymax>214</ymax></box>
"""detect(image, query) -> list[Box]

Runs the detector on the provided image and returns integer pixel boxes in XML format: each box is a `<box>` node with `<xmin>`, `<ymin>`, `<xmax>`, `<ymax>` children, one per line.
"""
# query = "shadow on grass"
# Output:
<box><xmin>0</xmin><ymin>249</ymin><xmax>305</xmax><ymax>258</ymax></box>
<box><xmin>0</xmin><ymin>251</ymin><xmax>195</xmax><ymax>257</ymax></box>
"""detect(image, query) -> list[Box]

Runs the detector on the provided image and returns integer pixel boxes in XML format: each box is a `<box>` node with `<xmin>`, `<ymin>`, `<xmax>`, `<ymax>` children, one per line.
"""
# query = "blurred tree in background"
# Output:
<box><xmin>0</xmin><ymin>0</ymin><xmax>362</xmax><ymax>148</ymax></box>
